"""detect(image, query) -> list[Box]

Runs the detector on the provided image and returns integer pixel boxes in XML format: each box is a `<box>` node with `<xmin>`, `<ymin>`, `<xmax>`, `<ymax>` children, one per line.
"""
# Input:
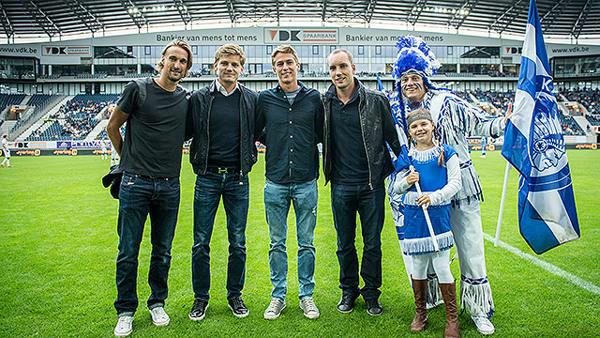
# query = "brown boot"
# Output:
<box><xmin>440</xmin><ymin>282</ymin><xmax>460</xmax><ymax>338</ymax></box>
<box><xmin>410</xmin><ymin>279</ymin><xmax>428</xmax><ymax>332</ymax></box>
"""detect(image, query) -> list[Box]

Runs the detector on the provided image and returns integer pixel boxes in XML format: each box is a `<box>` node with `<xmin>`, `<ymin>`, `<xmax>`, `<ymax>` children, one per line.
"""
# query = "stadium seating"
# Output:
<box><xmin>471</xmin><ymin>89</ymin><xmax>515</xmax><ymax>114</ymax></box>
<box><xmin>0</xmin><ymin>94</ymin><xmax>26</xmax><ymax>113</ymax></box>
<box><xmin>560</xmin><ymin>88</ymin><xmax>600</xmax><ymax>128</ymax></box>
<box><xmin>96</xmin><ymin>125</ymin><xmax>126</xmax><ymax>140</ymax></box>
<box><xmin>559</xmin><ymin>114</ymin><xmax>586</xmax><ymax>136</ymax></box>
<box><xmin>11</xmin><ymin>88</ymin><xmax>597</xmax><ymax>141</ymax></box>
<box><xmin>10</xmin><ymin>95</ymin><xmax>64</xmax><ymax>133</ymax></box>
<box><xmin>586</xmin><ymin>114</ymin><xmax>600</xmax><ymax>127</ymax></box>
<box><xmin>26</xmin><ymin>94</ymin><xmax>119</xmax><ymax>141</ymax></box>
<box><xmin>16</xmin><ymin>94</ymin><xmax>49</xmax><ymax>119</ymax></box>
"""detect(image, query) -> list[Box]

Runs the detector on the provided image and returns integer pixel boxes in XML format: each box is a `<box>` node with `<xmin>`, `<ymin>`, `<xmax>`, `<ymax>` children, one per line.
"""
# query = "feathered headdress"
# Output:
<box><xmin>392</xmin><ymin>35</ymin><xmax>441</xmax><ymax>90</ymax></box>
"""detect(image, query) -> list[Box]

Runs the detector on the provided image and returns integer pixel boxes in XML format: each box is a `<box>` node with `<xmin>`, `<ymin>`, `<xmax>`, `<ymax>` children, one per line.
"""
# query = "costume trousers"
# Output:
<box><xmin>450</xmin><ymin>199</ymin><xmax>494</xmax><ymax>317</ymax></box>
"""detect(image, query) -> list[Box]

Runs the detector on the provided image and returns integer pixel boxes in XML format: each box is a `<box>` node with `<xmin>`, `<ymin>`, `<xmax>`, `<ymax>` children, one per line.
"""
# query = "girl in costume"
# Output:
<box><xmin>388</xmin><ymin>36</ymin><xmax>503</xmax><ymax>335</ymax></box>
<box><xmin>394</xmin><ymin>108</ymin><xmax>461</xmax><ymax>338</ymax></box>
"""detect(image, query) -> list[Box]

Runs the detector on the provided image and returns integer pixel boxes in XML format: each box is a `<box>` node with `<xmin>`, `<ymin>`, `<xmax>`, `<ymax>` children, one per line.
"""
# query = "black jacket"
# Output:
<box><xmin>188</xmin><ymin>81</ymin><xmax>259</xmax><ymax>176</ymax></box>
<box><xmin>322</xmin><ymin>79</ymin><xmax>401</xmax><ymax>188</ymax></box>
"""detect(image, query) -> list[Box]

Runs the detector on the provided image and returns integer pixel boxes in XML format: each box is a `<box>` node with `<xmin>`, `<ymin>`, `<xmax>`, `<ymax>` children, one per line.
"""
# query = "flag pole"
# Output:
<box><xmin>494</xmin><ymin>161</ymin><xmax>511</xmax><ymax>246</ymax></box>
<box><xmin>412</xmin><ymin>168</ymin><xmax>440</xmax><ymax>252</ymax></box>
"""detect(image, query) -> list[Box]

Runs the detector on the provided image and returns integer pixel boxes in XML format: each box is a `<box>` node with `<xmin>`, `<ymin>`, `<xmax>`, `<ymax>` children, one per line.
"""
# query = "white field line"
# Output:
<box><xmin>483</xmin><ymin>233</ymin><xmax>600</xmax><ymax>296</ymax></box>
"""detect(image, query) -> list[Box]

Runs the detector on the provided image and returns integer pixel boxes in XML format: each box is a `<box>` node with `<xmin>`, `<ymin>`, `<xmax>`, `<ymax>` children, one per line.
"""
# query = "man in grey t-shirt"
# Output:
<box><xmin>107</xmin><ymin>39</ymin><xmax>192</xmax><ymax>337</ymax></box>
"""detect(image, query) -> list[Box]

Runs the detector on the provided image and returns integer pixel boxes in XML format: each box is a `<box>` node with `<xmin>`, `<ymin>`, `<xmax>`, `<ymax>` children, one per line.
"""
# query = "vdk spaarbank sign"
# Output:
<box><xmin>42</xmin><ymin>46</ymin><xmax>91</xmax><ymax>56</ymax></box>
<box><xmin>265</xmin><ymin>29</ymin><xmax>338</xmax><ymax>44</ymax></box>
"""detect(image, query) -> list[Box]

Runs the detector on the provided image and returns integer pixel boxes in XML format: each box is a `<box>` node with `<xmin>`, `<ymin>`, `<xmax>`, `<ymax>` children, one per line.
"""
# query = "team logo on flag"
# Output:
<box><xmin>530</xmin><ymin>99</ymin><xmax>565</xmax><ymax>172</ymax></box>
<box><xmin>501</xmin><ymin>0</ymin><xmax>580</xmax><ymax>254</ymax></box>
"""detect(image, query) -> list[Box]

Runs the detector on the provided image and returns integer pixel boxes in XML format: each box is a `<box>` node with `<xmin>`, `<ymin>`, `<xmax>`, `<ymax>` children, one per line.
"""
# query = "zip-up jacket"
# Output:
<box><xmin>322</xmin><ymin>79</ymin><xmax>401</xmax><ymax>187</ymax></box>
<box><xmin>188</xmin><ymin>81</ymin><xmax>259</xmax><ymax>176</ymax></box>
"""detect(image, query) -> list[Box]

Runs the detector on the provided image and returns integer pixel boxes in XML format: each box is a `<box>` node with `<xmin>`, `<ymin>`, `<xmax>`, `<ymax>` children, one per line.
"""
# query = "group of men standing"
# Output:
<box><xmin>107</xmin><ymin>37</ymin><xmax>503</xmax><ymax>337</ymax></box>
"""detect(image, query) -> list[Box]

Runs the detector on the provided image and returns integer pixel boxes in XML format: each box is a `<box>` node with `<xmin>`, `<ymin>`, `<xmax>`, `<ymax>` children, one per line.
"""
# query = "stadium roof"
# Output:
<box><xmin>1</xmin><ymin>0</ymin><xmax>599</xmax><ymax>41</ymax></box>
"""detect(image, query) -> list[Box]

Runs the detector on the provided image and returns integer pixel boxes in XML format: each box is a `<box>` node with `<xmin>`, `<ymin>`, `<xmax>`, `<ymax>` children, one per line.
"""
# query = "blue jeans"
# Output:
<box><xmin>264</xmin><ymin>179</ymin><xmax>317</xmax><ymax>300</ymax></box>
<box><xmin>331</xmin><ymin>182</ymin><xmax>385</xmax><ymax>301</ymax></box>
<box><xmin>192</xmin><ymin>172</ymin><xmax>249</xmax><ymax>300</ymax></box>
<box><xmin>114</xmin><ymin>172</ymin><xmax>180</xmax><ymax>315</ymax></box>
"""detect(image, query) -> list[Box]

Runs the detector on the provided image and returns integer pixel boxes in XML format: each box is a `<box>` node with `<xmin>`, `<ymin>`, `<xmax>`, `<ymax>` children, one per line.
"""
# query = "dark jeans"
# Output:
<box><xmin>192</xmin><ymin>172</ymin><xmax>249</xmax><ymax>300</ymax></box>
<box><xmin>331</xmin><ymin>182</ymin><xmax>385</xmax><ymax>301</ymax></box>
<box><xmin>114</xmin><ymin>172</ymin><xmax>180</xmax><ymax>315</ymax></box>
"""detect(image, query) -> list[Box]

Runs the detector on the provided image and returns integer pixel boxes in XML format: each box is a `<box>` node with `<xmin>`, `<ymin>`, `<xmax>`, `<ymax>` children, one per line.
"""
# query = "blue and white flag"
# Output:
<box><xmin>501</xmin><ymin>0</ymin><xmax>580</xmax><ymax>254</ymax></box>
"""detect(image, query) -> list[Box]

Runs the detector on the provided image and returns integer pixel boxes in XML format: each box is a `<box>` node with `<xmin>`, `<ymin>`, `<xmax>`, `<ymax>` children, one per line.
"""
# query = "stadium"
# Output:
<box><xmin>0</xmin><ymin>0</ymin><xmax>598</xmax><ymax>337</ymax></box>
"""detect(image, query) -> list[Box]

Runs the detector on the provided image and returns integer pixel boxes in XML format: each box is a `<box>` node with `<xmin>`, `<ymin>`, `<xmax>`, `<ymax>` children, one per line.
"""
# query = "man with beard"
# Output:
<box><xmin>387</xmin><ymin>36</ymin><xmax>511</xmax><ymax>335</ymax></box>
<box><xmin>187</xmin><ymin>44</ymin><xmax>258</xmax><ymax>321</ymax></box>
<box><xmin>107</xmin><ymin>39</ymin><xmax>191</xmax><ymax>337</ymax></box>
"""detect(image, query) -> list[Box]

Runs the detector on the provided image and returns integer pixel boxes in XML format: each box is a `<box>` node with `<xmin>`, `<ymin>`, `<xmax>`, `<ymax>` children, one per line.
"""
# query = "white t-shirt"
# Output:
<box><xmin>2</xmin><ymin>138</ymin><xmax>10</xmax><ymax>157</ymax></box>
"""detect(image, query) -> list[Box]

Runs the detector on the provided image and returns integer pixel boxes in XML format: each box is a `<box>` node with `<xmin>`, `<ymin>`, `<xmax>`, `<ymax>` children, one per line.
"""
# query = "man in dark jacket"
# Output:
<box><xmin>323</xmin><ymin>48</ymin><xmax>401</xmax><ymax>316</ymax></box>
<box><xmin>187</xmin><ymin>44</ymin><xmax>258</xmax><ymax>321</ymax></box>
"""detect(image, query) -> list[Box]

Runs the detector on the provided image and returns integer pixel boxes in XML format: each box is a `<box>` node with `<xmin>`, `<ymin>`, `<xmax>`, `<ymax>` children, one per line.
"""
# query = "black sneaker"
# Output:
<box><xmin>189</xmin><ymin>299</ymin><xmax>209</xmax><ymax>321</ymax></box>
<box><xmin>337</xmin><ymin>293</ymin><xmax>358</xmax><ymax>314</ymax></box>
<box><xmin>365</xmin><ymin>299</ymin><xmax>383</xmax><ymax>316</ymax></box>
<box><xmin>228</xmin><ymin>296</ymin><xmax>249</xmax><ymax>318</ymax></box>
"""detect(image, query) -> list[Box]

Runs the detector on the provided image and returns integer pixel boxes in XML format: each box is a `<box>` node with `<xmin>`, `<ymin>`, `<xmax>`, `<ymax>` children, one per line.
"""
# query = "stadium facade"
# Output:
<box><xmin>1</xmin><ymin>25</ymin><xmax>599</xmax><ymax>149</ymax></box>
<box><xmin>1</xmin><ymin>26</ymin><xmax>599</xmax><ymax>95</ymax></box>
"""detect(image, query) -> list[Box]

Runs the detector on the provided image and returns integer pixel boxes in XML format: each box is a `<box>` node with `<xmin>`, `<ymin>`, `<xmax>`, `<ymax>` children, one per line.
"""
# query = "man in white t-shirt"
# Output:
<box><xmin>1</xmin><ymin>134</ymin><xmax>11</xmax><ymax>168</ymax></box>
<box><xmin>110</xmin><ymin>141</ymin><xmax>120</xmax><ymax>166</ymax></box>
<box><xmin>100</xmin><ymin>139</ymin><xmax>108</xmax><ymax>160</ymax></box>
<box><xmin>107</xmin><ymin>105</ymin><xmax>121</xmax><ymax>166</ymax></box>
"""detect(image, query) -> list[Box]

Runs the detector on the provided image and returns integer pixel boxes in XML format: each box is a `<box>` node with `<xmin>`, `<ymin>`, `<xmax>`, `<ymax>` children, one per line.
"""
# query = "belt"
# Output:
<box><xmin>126</xmin><ymin>172</ymin><xmax>176</xmax><ymax>180</ymax></box>
<box><xmin>206</xmin><ymin>167</ymin><xmax>239</xmax><ymax>174</ymax></box>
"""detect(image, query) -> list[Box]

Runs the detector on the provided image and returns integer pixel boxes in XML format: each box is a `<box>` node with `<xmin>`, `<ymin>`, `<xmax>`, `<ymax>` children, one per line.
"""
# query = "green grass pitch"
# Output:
<box><xmin>0</xmin><ymin>151</ymin><xmax>598</xmax><ymax>337</ymax></box>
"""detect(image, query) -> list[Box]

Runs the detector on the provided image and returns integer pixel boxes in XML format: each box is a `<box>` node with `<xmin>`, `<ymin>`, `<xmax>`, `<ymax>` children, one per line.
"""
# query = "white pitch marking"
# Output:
<box><xmin>483</xmin><ymin>233</ymin><xmax>600</xmax><ymax>296</ymax></box>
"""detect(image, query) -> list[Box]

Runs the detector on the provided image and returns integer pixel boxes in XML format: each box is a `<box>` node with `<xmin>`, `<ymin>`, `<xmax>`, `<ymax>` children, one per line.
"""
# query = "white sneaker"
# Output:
<box><xmin>114</xmin><ymin>315</ymin><xmax>133</xmax><ymax>337</ymax></box>
<box><xmin>472</xmin><ymin>315</ymin><xmax>495</xmax><ymax>335</ymax></box>
<box><xmin>264</xmin><ymin>298</ymin><xmax>286</xmax><ymax>320</ymax></box>
<box><xmin>149</xmin><ymin>306</ymin><xmax>170</xmax><ymax>326</ymax></box>
<box><xmin>300</xmin><ymin>297</ymin><xmax>320</xmax><ymax>319</ymax></box>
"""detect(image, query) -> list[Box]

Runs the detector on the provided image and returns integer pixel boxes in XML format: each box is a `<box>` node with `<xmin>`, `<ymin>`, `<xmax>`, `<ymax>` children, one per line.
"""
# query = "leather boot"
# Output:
<box><xmin>440</xmin><ymin>282</ymin><xmax>460</xmax><ymax>338</ymax></box>
<box><xmin>410</xmin><ymin>279</ymin><xmax>428</xmax><ymax>332</ymax></box>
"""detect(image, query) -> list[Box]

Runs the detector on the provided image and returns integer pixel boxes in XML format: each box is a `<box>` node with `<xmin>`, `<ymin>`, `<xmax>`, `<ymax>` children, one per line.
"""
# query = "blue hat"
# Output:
<box><xmin>392</xmin><ymin>36</ymin><xmax>441</xmax><ymax>89</ymax></box>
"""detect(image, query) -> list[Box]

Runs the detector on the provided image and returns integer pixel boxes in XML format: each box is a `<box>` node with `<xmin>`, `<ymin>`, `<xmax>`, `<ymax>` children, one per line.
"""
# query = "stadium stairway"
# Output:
<box><xmin>16</xmin><ymin>96</ymin><xmax>73</xmax><ymax>141</ymax></box>
<box><xmin>86</xmin><ymin>120</ymin><xmax>108</xmax><ymax>140</ymax></box>
<box><xmin>0</xmin><ymin>120</ymin><xmax>17</xmax><ymax>138</ymax></box>
<box><xmin>557</xmin><ymin>101</ymin><xmax>570</xmax><ymax>115</ymax></box>
<box><xmin>19</xmin><ymin>95</ymin><xmax>31</xmax><ymax>106</ymax></box>
<box><xmin>572</xmin><ymin>116</ymin><xmax>596</xmax><ymax>139</ymax></box>
<box><xmin>468</xmin><ymin>92</ymin><xmax>479</xmax><ymax>104</ymax></box>
<box><xmin>11</xmin><ymin>95</ymin><xmax>67</xmax><ymax>139</ymax></box>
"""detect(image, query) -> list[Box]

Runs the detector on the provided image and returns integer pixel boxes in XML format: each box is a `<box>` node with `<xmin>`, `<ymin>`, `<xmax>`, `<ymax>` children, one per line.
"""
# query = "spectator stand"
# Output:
<box><xmin>470</xmin><ymin>89</ymin><xmax>514</xmax><ymax>115</ymax></box>
<box><xmin>16</xmin><ymin>96</ymin><xmax>73</xmax><ymax>141</ymax></box>
<box><xmin>558</xmin><ymin>88</ymin><xmax>598</xmax><ymax>137</ymax></box>
<box><xmin>25</xmin><ymin>94</ymin><xmax>119</xmax><ymax>141</ymax></box>
<box><xmin>0</xmin><ymin>94</ymin><xmax>27</xmax><ymax>120</ymax></box>
<box><xmin>10</xmin><ymin>95</ymin><xmax>66</xmax><ymax>139</ymax></box>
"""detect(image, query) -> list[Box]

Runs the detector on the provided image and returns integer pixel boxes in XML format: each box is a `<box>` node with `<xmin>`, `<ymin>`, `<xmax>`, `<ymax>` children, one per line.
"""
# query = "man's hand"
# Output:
<box><xmin>504</xmin><ymin>102</ymin><xmax>513</xmax><ymax>122</ymax></box>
